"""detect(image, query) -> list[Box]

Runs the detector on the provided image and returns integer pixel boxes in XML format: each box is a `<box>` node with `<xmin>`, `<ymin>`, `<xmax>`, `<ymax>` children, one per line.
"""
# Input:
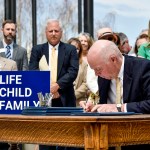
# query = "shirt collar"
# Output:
<box><xmin>3</xmin><ymin>39</ymin><xmax>14</xmax><ymax>49</ymax></box>
<box><xmin>48</xmin><ymin>43</ymin><xmax>59</xmax><ymax>50</ymax></box>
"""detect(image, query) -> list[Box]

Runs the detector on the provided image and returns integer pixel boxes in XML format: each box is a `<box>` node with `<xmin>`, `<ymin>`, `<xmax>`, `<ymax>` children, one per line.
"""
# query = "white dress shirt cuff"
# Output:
<box><xmin>124</xmin><ymin>103</ymin><xmax>127</xmax><ymax>112</ymax></box>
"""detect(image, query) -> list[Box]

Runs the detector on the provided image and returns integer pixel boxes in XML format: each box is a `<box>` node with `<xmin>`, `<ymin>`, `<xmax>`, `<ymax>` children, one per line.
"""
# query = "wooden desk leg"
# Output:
<box><xmin>100</xmin><ymin>124</ymin><xmax>108</xmax><ymax>150</ymax></box>
<box><xmin>84</xmin><ymin>123</ymin><xmax>108</xmax><ymax>150</ymax></box>
<box><xmin>84</xmin><ymin>123</ymin><xmax>95</xmax><ymax>150</ymax></box>
<box><xmin>8</xmin><ymin>143</ymin><xmax>20</xmax><ymax>150</ymax></box>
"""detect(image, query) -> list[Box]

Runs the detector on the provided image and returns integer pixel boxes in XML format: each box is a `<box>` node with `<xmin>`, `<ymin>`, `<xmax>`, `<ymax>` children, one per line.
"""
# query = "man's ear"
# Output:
<box><xmin>109</xmin><ymin>54</ymin><xmax>117</xmax><ymax>63</ymax></box>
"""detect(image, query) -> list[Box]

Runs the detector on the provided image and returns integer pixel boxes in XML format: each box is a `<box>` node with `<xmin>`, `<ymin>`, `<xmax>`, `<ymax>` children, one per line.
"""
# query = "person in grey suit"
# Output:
<box><xmin>0</xmin><ymin>19</ymin><xmax>28</xmax><ymax>70</ymax></box>
<box><xmin>0</xmin><ymin>20</ymin><xmax>26</xmax><ymax>150</ymax></box>
<box><xmin>29</xmin><ymin>19</ymin><xmax>79</xmax><ymax>150</ymax></box>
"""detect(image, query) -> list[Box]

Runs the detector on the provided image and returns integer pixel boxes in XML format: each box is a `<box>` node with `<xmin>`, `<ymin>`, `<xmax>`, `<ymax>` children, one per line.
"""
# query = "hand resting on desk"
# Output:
<box><xmin>79</xmin><ymin>101</ymin><xmax>125</xmax><ymax>112</ymax></box>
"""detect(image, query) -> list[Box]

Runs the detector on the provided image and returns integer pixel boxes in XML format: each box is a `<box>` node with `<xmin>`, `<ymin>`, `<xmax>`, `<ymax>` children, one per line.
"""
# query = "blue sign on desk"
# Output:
<box><xmin>0</xmin><ymin>71</ymin><xmax>50</xmax><ymax>114</ymax></box>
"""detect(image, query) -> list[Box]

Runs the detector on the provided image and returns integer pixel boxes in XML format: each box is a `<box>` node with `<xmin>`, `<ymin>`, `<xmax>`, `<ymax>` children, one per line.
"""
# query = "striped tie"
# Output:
<box><xmin>6</xmin><ymin>45</ymin><xmax>11</xmax><ymax>59</ymax></box>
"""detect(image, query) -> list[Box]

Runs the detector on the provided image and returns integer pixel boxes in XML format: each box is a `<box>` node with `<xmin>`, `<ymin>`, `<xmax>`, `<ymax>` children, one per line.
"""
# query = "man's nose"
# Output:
<box><xmin>8</xmin><ymin>29</ymin><xmax>13</xmax><ymax>33</ymax></box>
<box><xmin>52</xmin><ymin>30</ymin><xmax>56</xmax><ymax>35</ymax></box>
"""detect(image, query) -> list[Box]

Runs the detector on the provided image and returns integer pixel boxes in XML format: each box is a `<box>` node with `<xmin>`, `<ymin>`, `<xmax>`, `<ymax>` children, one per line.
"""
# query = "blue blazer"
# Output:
<box><xmin>98</xmin><ymin>55</ymin><xmax>150</xmax><ymax>113</ymax></box>
<box><xmin>29</xmin><ymin>41</ymin><xmax>79</xmax><ymax>107</ymax></box>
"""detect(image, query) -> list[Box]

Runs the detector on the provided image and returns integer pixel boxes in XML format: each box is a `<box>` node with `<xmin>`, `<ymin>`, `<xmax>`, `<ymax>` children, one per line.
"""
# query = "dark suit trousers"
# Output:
<box><xmin>52</xmin><ymin>98</ymin><xmax>63</xmax><ymax>107</ymax></box>
<box><xmin>39</xmin><ymin>98</ymin><xmax>65</xmax><ymax>150</ymax></box>
<box><xmin>0</xmin><ymin>143</ymin><xmax>22</xmax><ymax>150</ymax></box>
<box><xmin>0</xmin><ymin>143</ymin><xmax>9</xmax><ymax>150</ymax></box>
<box><xmin>109</xmin><ymin>145</ymin><xmax>150</xmax><ymax>150</ymax></box>
<box><xmin>39</xmin><ymin>146</ymin><xmax>80</xmax><ymax>150</ymax></box>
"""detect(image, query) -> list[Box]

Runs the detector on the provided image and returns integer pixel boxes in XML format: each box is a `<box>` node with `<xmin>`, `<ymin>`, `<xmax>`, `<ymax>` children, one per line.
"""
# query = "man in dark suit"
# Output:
<box><xmin>29</xmin><ymin>19</ymin><xmax>79</xmax><ymax>150</ymax></box>
<box><xmin>80</xmin><ymin>40</ymin><xmax>150</xmax><ymax>150</ymax></box>
<box><xmin>0</xmin><ymin>19</ymin><xmax>28</xmax><ymax>71</ymax></box>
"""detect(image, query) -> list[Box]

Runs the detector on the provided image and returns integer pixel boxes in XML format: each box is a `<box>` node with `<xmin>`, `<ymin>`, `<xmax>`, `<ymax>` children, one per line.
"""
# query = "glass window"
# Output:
<box><xmin>0</xmin><ymin>0</ymin><xmax>4</xmax><ymax>39</ymax></box>
<box><xmin>94</xmin><ymin>0</ymin><xmax>150</xmax><ymax>48</ymax></box>
<box><xmin>36</xmin><ymin>0</ymin><xmax>78</xmax><ymax>44</ymax></box>
<box><xmin>16</xmin><ymin>0</ymin><xmax>32</xmax><ymax>58</ymax></box>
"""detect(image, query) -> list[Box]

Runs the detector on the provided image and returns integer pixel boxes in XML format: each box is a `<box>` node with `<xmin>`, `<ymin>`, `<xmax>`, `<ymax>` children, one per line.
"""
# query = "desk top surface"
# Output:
<box><xmin>0</xmin><ymin>114</ymin><xmax>150</xmax><ymax>123</ymax></box>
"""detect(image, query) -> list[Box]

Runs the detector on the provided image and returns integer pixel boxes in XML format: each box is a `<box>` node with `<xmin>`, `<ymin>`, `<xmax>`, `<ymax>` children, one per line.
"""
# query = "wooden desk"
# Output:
<box><xmin>0</xmin><ymin>114</ymin><xmax>150</xmax><ymax>150</ymax></box>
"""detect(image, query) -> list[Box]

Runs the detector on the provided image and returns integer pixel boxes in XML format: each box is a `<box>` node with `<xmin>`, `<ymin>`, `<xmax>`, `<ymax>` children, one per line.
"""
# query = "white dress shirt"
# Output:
<box><xmin>3</xmin><ymin>40</ymin><xmax>14</xmax><ymax>58</ymax></box>
<box><xmin>107</xmin><ymin>56</ymin><xmax>127</xmax><ymax>111</ymax></box>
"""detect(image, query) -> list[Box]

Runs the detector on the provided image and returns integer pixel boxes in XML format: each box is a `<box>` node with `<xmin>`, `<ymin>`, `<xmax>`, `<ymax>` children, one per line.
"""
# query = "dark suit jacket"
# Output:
<box><xmin>0</xmin><ymin>41</ymin><xmax>29</xmax><ymax>70</ymax></box>
<box><xmin>98</xmin><ymin>55</ymin><xmax>150</xmax><ymax>113</ymax></box>
<box><xmin>29</xmin><ymin>41</ymin><xmax>79</xmax><ymax>107</ymax></box>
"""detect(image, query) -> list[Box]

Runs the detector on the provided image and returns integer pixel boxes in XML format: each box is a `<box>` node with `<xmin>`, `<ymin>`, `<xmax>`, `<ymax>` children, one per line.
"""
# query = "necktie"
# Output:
<box><xmin>6</xmin><ymin>45</ymin><xmax>11</xmax><ymax>59</ymax></box>
<box><xmin>116</xmin><ymin>77</ymin><xmax>122</xmax><ymax>104</ymax></box>
<box><xmin>50</xmin><ymin>47</ymin><xmax>57</xmax><ymax>83</ymax></box>
<box><xmin>115</xmin><ymin>77</ymin><xmax>122</xmax><ymax>150</ymax></box>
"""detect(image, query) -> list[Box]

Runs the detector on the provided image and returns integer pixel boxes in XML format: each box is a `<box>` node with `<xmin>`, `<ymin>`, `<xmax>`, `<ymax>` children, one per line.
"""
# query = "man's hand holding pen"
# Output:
<box><xmin>79</xmin><ymin>100</ymin><xmax>94</xmax><ymax>112</ymax></box>
<box><xmin>79</xmin><ymin>101</ymin><xmax>124</xmax><ymax>112</ymax></box>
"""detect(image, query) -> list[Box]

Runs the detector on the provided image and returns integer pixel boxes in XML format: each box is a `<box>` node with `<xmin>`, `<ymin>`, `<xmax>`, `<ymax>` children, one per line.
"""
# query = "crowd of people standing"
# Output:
<box><xmin>0</xmin><ymin>18</ymin><xmax>150</xmax><ymax>150</ymax></box>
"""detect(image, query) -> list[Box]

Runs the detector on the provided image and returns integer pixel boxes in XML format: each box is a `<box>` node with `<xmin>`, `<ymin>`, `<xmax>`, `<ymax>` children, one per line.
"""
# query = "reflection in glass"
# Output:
<box><xmin>37</xmin><ymin>92</ymin><xmax>53</xmax><ymax>107</ymax></box>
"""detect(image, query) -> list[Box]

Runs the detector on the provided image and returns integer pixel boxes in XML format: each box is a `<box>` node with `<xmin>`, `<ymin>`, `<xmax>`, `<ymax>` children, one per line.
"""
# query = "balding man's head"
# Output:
<box><xmin>87</xmin><ymin>40</ymin><xmax>122</xmax><ymax>79</ymax></box>
<box><xmin>87</xmin><ymin>40</ymin><xmax>120</xmax><ymax>63</ymax></box>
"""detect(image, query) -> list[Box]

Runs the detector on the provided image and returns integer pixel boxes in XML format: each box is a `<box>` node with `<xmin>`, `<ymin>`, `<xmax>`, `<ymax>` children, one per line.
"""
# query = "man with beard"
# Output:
<box><xmin>0</xmin><ymin>20</ymin><xmax>28</xmax><ymax>70</ymax></box>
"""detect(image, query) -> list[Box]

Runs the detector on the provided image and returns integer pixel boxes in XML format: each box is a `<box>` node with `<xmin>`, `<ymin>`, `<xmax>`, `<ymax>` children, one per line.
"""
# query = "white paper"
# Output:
<box><xmin>0</xmin><ymin>48</ymin><xmax>5</xmax><ymax>53</ymax></box>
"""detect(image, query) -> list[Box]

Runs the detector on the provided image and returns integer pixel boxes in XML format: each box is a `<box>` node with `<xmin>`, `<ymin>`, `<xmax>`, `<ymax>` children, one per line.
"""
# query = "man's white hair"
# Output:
<box><xmin>45</xmin><ymin>19</ymin><xmax>63</xmax><ymax>31</ymax></box>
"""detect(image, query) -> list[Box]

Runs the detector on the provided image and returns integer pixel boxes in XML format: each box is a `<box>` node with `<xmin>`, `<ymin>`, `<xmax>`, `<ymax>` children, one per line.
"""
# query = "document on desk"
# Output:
<box><xmin>22</xmin><ymin>107</ymin><xmax>83</xmax><ymax>116</ymax></box>
<box><xmin>22</xmin><ymin>107</ymin><xmax>141</xmax><ymax>116</ymax></box>
<box><xmin>71</xmin><ymin>112</ymin><xmax>136</xmax><ymax>116</ymax></box>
